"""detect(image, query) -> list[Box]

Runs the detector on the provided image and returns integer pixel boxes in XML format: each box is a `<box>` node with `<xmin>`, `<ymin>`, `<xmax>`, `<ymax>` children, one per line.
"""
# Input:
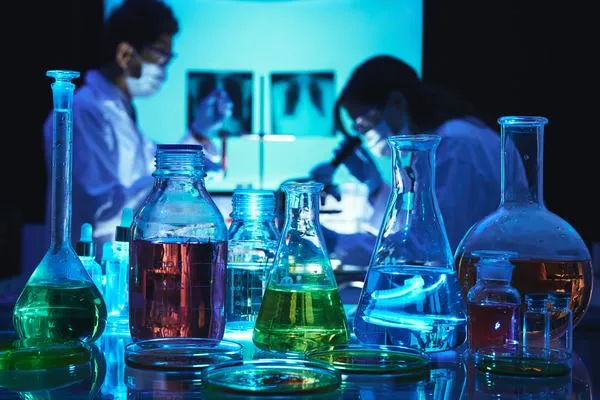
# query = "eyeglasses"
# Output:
<box><xmin>143</xmin><ymin>46</ymin><xmax>176</xmax><ymax>67</ymax></box>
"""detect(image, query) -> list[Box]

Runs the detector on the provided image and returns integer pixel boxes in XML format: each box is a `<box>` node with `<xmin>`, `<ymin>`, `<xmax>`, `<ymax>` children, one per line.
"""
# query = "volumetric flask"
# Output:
<box><xmin>13</xmin><ymin>71</ymin><xmax>107</xmax><ymax>343</ymax></box>
<box><xmin>354</xmin><ymin>135</ymin><xmax>467</xmax><ymax>352</ymax></box>
<box><xmin>253</xmin><ymin>182</ymin><xmax>350</xmax><ymax>354</ymax></box>
<box><xmin>130</xmin><ymin>144</ymin><xmax>228</xmax><ymax>341</ymax></box>
<box><xmin>455</xmin><ymin>116</ymin><xmax>593</xmax><ymax>331</ymax></box>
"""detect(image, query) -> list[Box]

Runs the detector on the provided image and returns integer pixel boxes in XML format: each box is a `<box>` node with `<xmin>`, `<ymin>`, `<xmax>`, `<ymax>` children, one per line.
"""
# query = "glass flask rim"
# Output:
<box><xmin>124</xmin><ymin>338</ymin><xmax>243</xmax><ymax>371</ymax></box>
<box><xmin>156</xmin><ymin>144</ymin><xmax>204</xmax><ymax>152</ymax></box>
<box><xmin>47</xmin><ymin>70</ymin><xmax>80</xmax><ymax>80</ymax></box>
<box><xmin>497</xmin><ymin>116</ymin><xmax>549</xmax><ymax>126</ymax></box>
<box><xmin>387</xmin><ymin>133</ymin><xmax>441</xmax><ymax>144</ymax></box>
<box><xmin>281</xmin><ymin>181</ymin><xmax>323</xmax><ymax>193</ymax></box>
<box><xmin>305</xmin><ymin>343</ymin><xmax>431</xmax><ymax>377</ymax></box>
<box><xmin>473</xmin><ymin>344</ymin><xmax>571</xmax><ymax>377</ymax></box>
<box><xmin>201</xmin><ymin>358</ymin><xmax>341</xmax><ymax>394</ymax></box>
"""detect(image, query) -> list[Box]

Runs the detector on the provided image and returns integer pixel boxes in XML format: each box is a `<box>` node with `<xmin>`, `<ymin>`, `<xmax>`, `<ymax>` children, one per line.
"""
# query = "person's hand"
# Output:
<box><xmin>344</xmin><ymin>146</ymin><xmax>384</xmax><ymax>197</ymax></box>
<box><xmin>191</xmin><ymin>88</ymin><xmax>233</xmax><ymax>135</ymax></box>
<box><xmin>309</xmin><ymin>162</ymin><xmax>341</xmax><ymax>201</ymax></box>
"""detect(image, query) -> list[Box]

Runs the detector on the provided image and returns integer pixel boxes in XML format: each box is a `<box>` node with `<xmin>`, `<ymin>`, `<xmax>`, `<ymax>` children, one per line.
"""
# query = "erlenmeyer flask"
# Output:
<box><xmin>354</xmin><ymin>135</ymin><xmax>467</xmax><ymax>352</ymax></box>
<box><xmin>455</xmin><ymin>116</ymin><xmax>593</xmax><ymax>331</ymax></box>
<box><xmin>12</xmin><ymin>71</ymin><xmax>107</xmax><ymax>343</ymax></box>
<box><xmin>252</xmin><ymin>182</ymin><xmax>350</xmax><ymax>354</ymax></box>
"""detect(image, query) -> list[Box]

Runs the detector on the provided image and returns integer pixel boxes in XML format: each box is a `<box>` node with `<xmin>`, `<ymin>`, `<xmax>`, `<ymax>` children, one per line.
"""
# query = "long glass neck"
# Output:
<box><xmin>501</xmin><ymin>119</ymin><xmax>545</xmax><ymax>206</ymax></box>
<box><xmin>391</xmin><ymin>143</ymin><xmax>437</xmax><ymax>214</ymax></box>
<box><xmin>285</xmin><ymin>190</ymin><xmax>320</xmax><ymax>231</ymax></box>
<box><xmin>50</xmin><ymin>81</ymin><xmax>75</xmax><ymax>250</ymax></box>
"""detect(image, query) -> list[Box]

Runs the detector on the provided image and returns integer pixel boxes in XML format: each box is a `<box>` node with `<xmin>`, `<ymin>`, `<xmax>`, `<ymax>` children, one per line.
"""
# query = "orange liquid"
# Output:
<box><xmin>456</xmin><ymin>256</ymin><xmax>593</xmax><ymax>332</ymax></box>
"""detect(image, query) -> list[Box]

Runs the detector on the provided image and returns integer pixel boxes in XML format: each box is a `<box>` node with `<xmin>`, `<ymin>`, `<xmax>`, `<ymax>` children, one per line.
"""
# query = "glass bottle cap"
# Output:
<box><xmin>306</xmin><ymin>344</ymin><xmax>430</xmax><ymax>379</ymax></box>
<box><xmin>473</xmin><ymin>344</ymin><xmax>571</xmax><ymax>377</ymax></box>
<box><xmin>124</xmin><ymin>338</ymin><xmax>243</xmax><ymax>371</ymax></box>
<box><xmin>202</xmin><ymin>358</ymin><xmax>341</xmax><ymax>395</ymax></box>
<box><xmin>0</xmin><ymin>339</ymin><xmax>91</xmax><ymax>370</ymax></box>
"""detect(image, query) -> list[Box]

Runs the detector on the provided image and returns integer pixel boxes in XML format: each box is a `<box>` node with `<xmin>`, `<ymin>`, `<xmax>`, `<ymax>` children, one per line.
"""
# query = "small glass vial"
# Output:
<box><xmin>549</xmin><ymin>292</ymin><xmax>573</xmax><ymax>352</ymax></box>
<box><xmin>467</xmin><ymin>251</ymin><xmax>521</xmax><ymax>352</ymax></box>
<box><xmin>522</xmin><ymin>293</ymin><xmax>550</xmax><ymax>350</ymax></box>
<box><xmin>227</xmin><ymin>189</ymin><xmax>280</xmax><ymax>332</ymax></box>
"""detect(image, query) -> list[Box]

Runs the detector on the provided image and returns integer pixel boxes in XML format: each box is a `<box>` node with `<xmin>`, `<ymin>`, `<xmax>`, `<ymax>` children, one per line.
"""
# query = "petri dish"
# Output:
<box><xmin>202</xmin><ymin>358</ymin><xmax>342</xmax><ymax>395</ymax></box>
<box><xmin>473</xmin><ymin>344</ymin><xmax>571</xmax><ymax>377</ymax></box>
<box><xmin>124</xmin><ymin>338</ymin><xmax>243</xmax><ymax>371</ymax></box>
<box><xmin>0</xmin><ymin>339</ymin><xmax>94</xmax><ymax>392</ymax></box>
<box><xmin>306</xmin><ymin>344</ymin><xmax>430</xmax><ymax>379</ymax></box>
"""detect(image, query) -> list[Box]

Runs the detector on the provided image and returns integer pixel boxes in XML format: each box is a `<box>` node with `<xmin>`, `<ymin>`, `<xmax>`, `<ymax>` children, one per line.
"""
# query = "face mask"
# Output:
<box><xmin>125</xmin><ymin>62</ymin><xmax>165</xmax><ymax>97</ymax></box>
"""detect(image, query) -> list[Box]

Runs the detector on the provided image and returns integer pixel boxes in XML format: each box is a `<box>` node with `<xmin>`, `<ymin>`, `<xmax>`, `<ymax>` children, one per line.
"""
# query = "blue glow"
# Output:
<box><xmin>105</xmin><ymin>0</ymin><xmax>423</xmax><ymax>190</ymax></box>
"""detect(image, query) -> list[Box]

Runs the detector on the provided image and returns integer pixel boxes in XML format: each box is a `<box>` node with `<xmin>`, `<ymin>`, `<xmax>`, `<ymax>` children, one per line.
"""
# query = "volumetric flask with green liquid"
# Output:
<box><xmin>12</xmin><ymin>71</ymin><xmax>107</xmax><ymax>343</ymax></box>
<box><xmin>253</xmin><ymin>182</ymin><xmax>350</xmax><ymax>354</ymax></box>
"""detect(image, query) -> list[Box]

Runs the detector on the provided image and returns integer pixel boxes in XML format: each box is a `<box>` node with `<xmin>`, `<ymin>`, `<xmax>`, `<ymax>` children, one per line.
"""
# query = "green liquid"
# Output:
<box><xmin>13</xmin><ymin>281</ymin><xmax>107</xmax><ymax>343</ymax></box>
<box><xmin>253</xmin><ymin>285</ymin><xmax>349</xmax><ymax>353</ymax></box>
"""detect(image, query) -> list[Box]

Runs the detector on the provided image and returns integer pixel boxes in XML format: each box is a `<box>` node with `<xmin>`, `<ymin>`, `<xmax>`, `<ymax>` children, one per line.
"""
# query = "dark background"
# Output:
<box><xmin>1</xmin><ymin>1</ymin><xmax>598</xmax><ymax>277</ymax></box>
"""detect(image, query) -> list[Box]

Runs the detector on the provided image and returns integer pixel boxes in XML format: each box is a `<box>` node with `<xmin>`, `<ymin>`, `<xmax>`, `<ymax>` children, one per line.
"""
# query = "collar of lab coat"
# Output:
<box><xmin>85</xmin><ymin>69</ymin><xmax>136</xmax><ymax>121</ymax></box>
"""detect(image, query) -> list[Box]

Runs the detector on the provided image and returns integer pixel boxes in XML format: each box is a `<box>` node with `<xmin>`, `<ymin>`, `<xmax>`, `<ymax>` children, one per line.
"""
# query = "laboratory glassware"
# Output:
<box><xmin>455</xmin><ymin>116</ymin><xmax>593</xmax><ymax>332</ymax></box>
<box><xmin>522</xmin><ymin>293</ymin><xmax>550</xmax><ymax>350</ymax></box>
<box><xmin>252</xmin><ymin>182</ymin><xmax>350</xmax><ymax>354</ymax></box>
<box><xmin>13</xmin><ymin>70</ymin><xmax>107</xmax><ymax>343</ymax></box>
<box><xmin>549</xmin><ymin>292</ymin><xmax>573</xmax><ymax>352</ymax></box>
<box><xmin>354</xmin><ymin>135</ymin><xmax>467</xmax><ymax>352</ymax></box>
<box><xmin>467</xmin><ymin>251</ymin><xmax>521</xmax><ymax>352</ymax></box>
<box><xmin>130</xmin><ymin>144</ymin><xmax>228</xmax><ymax>341</ymax></box>
<box><xmin>105</xmin><ymin>208</ymin><xmax>132</xmax><ymax>333</ymax></box>
<box><xmin>75</xmin><ymin>223</ymin><xmax>104</xmax><ymax>294</ymax></box>
<box><xmin>227</xmin><ymin>189</ymin><xmax>279</xmax><ymax>331</ymax></box>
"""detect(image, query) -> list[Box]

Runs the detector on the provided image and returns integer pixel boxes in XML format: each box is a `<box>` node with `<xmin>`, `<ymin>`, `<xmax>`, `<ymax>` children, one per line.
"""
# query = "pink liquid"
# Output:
<box><xmin>129</xmin><ymin>239</ymin><xmax>227</xmax><ymax>341</ymax></box>
<box><xmin>467</xmin><ymin>303</ymin><xmax>520</xmax><ymax>351</ymax></box>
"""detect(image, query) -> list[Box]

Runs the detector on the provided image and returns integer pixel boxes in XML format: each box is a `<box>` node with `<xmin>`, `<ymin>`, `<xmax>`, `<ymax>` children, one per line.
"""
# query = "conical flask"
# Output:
<box><xmin>252</xmin><ymin>182</ymin><xmax>350</xmax><ymax>354</ymax></box>
<box><xmin>12</xmin><ymin>71</ymin><xmax>107</xmax><ymax>343</ymax></box>
<box><xmin>354</xmin><ymin>135</ymin><xmax>467</xmax><ymax>352</ymax></box>
<box><xmin>455</xmin><ymin>116</ymin><xmax>593</xmax><ymax>331</ymax></box>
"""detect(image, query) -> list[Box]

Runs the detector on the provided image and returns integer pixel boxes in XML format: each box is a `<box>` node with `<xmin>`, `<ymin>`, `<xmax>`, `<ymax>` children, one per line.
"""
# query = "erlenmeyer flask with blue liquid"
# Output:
<box><xmin>354</xmin><ymin>135</ymin><xmax>467</xmax><ymax>352</ymax></box>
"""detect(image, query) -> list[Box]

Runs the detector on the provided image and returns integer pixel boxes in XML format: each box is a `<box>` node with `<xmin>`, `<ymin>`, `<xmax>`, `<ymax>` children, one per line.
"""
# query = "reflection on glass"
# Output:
<box><xmin>100</xmin><ymin>332</ymin><xmax>131</xmax><ymax>399</ymax></box>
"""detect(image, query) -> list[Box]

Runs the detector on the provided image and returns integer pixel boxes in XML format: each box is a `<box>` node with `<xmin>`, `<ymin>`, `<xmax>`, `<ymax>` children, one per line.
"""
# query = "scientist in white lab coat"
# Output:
<box><xmin>42</xmin><ymin>0</ymin><xmax>232</xmax><ymax>247</ymax></box>
<box><xmin>311</xmin><ymin>55</ymin><xmax>523</xmax><ymax>266</ymax></box>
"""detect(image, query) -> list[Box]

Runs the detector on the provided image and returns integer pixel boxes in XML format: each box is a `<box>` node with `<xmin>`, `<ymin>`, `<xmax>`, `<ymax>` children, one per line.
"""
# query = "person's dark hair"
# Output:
<box><xmin>103</xmin><ymin>0</ymin><xmax>179</xmax><ymax>64</ymax></box>
<box><xmin>334</xmin><ymin>55</ymin><xmax>479</xmax><ymax>135</ymax></box>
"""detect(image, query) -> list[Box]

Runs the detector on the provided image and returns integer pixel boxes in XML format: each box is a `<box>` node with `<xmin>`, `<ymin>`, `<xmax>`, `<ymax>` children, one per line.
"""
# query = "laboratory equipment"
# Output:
<box><xmin>466</xmin><ymin>251</ymin><xmax>521</xmax><ymax>352</ymax></box>
<box><xmin>202</xmin><ymin>359</ymin><xmax>341</xmax><ymax>395</ymax></box>
<box><xmin>252</xmin><ymin>182</ymin><xmax>350</xmax><ymax>354</ymax></box>
<box><xmin>353</xmin><ymin>135</ymin><xmax>466</xmax><ymax>352</ymax></box>
<box><xmin>13</xmin><ymin>70</ymin><xmax>107</xmax><ymax>343</ymax></box>
<box><xmin>226</xmin><ymin>189</ymin><xmax>279</xmax><ymax>331</ymax></box>
<box><xmin>100</xmin><ymin>332</ymin><xmax>130</xmax><ymax>399</ymax></box>
<box><xmin>472</xmin><ymin>344</ymin><xmax>571</xmax><ymax>377</ymax></box>
<box><xmin>105</xmin><ymin>208</ymin><xmax>132</xmax><ymax>333</ymax></box>
<box><xmin>455</xmin><ymin>116</ymin><xmax>593</xmax><ymax>331</ymax></box>
<box><xmin>306</xmin><ymin>343</ymin><xmax>430</xmax><ymax>378</ymax></box>
<box><xmin>75</xmin><ymin>223</ymin><xmax>104</xmax><ymax>294</ymax></box>
<box><xmin>130</xmin><ymin>144</ymin><xmax>228</xmax><ymax>341</ymax></box>
<box><xmin>522</xmin><ymin>293</ymin><xmax>550</xmax><ymax>350</ymax></box>
<box><xmin>549</xmin><ymin>292</ymin><xmax>573</xmax><ymax>352</ymax></box>
<box><xmin>124</xmin><ymin>338</ymin><xmax>242</xmax><ymax>370</ymax></box>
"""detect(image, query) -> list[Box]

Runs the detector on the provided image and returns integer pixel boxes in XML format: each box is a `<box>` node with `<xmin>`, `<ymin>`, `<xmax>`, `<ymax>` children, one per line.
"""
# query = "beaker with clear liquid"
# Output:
<box><xmin>354</xmin><ymin>135</ymin><xmax>467</xmax><ymax>352</ymax></box>
<box><xmin>252</xmin><ymin>182</ymin><xmax>350</xmax><ymax>354</ymax></box>
<box><xmin>227</xmin><ymin>189</ymin><xmax>279</xmax><ymax>332</ymax></box>
<box><xmin>12</xmin><ymin>71</ymin><xmax>107</xmax><ymax>343</ymax></box>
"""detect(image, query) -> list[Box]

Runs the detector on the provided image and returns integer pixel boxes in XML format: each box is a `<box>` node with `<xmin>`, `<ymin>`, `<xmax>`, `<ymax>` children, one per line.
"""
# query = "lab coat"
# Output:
<box><xmin>43</xmin><ymin>70</ymin><xmax>155</xmax><ymax>247</ymax></box>
<box><xmin>333</xmin><ymin>117</ymin><xmax>519</xmax><ymax>266</ymax></box>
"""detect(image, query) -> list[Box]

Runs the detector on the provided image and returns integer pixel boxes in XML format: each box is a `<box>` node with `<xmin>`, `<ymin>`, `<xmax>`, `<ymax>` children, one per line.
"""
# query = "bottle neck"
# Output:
<box><xmin>154</xmin><ymin>148</ymin><xmax>206</xmax><ymax>183</ymax></box>
<box><xmin>501</xmin><ymin>120</ymin><xmax>545</xmax><ymax>206</ymax></box>
<box><xmin>50</xmin><ymin>81</ymin><xmax>75</xmax><ymax>250</ymax></box>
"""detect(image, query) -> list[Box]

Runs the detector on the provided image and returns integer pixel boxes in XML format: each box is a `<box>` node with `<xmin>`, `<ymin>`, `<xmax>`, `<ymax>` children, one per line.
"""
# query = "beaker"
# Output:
<box><xmin>129</xmin><ymin>144</ymin><xmax>228</xmax><ymax>341</ymax></box>
<box><xmin>12</xmin><ymin>71</ymin><xmax>107</xmax><ymax>343</ymax></box>
<box><xmin>252</xmin><ymin>182</ymin><xmax>350</xmax><ymax>354</ymax></box>
<box><xmin>455</xmin><ymin>116</ymin><xmax>593</xmax><ymax>332</ymax></box>
<box><xmin>354</xmin><ymin>135</ymin><xmax>467</xmax><ymax>352</ymax></box>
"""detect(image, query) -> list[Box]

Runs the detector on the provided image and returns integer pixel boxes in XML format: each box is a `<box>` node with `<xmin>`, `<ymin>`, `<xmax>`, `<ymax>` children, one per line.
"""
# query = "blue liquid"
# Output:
<box><xmin>354</xmin><ymin>266</ymin><xmax>467</xmax><ymax>352</ymax></box>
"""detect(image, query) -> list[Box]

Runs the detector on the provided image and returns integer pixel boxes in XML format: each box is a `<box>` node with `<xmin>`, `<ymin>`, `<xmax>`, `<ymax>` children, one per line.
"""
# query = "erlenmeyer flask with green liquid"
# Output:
<box><xmin>253</xmin><ymin>182</ymin><xmax>350</xmax><ymax>354</ymax></box>
<box><xmin>12</xmin><ymin>71</ymin><xmax>107</xmax><ymax>343</ymax></box>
